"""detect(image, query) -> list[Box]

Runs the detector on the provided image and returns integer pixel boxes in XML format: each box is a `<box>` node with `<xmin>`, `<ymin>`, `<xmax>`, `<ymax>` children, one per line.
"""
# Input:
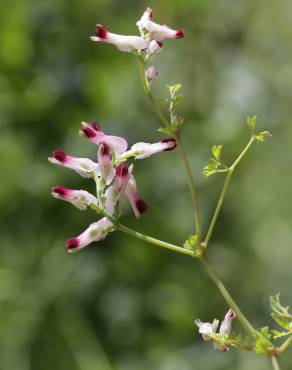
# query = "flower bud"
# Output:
<box><xmin>148</xmin><ymin>40</ymin><xmax>163</xmax><ymax>57</ymax></box>
<box><xmin>145</xmin><ymin>66</ymin><xmax>158</xmax><ymax>83</ymax></box>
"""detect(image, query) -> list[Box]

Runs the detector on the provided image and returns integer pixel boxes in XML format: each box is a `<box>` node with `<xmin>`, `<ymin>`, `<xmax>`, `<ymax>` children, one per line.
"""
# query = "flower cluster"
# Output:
<box><xmin>49</xmin><ymin>122</ymin><xmax>176</xmax><ymax>254</ymax></box>
<box><xmin>195</xmin><ymin>309</ymin><xmax>237</xmax><ymax>352</ymax></box>
<box><xmin>90</xmin><ymin>7</ymin><xmax>185</xmax><ymax>83</ymax></box>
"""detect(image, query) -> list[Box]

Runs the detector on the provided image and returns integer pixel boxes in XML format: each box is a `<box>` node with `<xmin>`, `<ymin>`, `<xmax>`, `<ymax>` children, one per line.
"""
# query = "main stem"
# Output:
<box><xmin>200</xmin><ymin>255</ymin><xmax>256</xmax><ymax>337</ymax></box>
<box><xmin>270</xmin><ymin>356</ymin><xmax>281</xmax><ymax>370</ymax></box>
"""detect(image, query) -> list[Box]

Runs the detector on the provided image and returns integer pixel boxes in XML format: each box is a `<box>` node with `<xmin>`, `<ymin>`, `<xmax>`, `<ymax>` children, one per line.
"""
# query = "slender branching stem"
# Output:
<box><xmin>204</xmin><ymin>136</ymin><xmax>255</xmax><ymax>246</ymax></box>
<box><xmin>138</xmin><ymin>57</ymin><xmax>202</xmax><ymax>239</ymax></box>
<box><xmin>116</xmin><ymin>223</ymin><xmax>195</xmax><ymax>257</ymax></box>
<box><xmin>270</xmin><ymin>356</ymin><xmax>282</xmax><ymax>370</ymax></box>
<box><xmin>204</xmin><ymin>169</ymin><xmax>233</xmax><ymax>247</ymax></box>
<box><xmin>176</xmin><ymin>133</ymin><xmax>202</xmax><ymax>240</ymax></box>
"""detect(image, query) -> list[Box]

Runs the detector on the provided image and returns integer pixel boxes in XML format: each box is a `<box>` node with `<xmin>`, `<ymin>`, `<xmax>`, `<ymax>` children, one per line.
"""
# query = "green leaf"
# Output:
<box><xmin>255</xmin><ymin>130</ymin><xmax>272</xmax><ymax>142</ymax></box>
<box><xmin>270</xmin><ymin>294</ymin><xmax>292</xmax><ymax>330</ymax></box>
<box><xmin>247</xmin><ymin>115</ymin><xmax>257</xmax><ymax>132</ymax></box>
<box><xmin>183</xmin><ymin>234</ymin><xmax>199</xmax><ymax>250</ymax></box>
<box><xmin>167</xmin><ymin>84</ymin><xmax>182</xmax><ymax>97</ymax></box>
<box><xmin>211</xmin><ymin>145</ymin><xmax>222</xmax><ymax>161</ymax></box>
<box><xmin>254</xmin><ymin>327</ymin><xmax>273</xmax><ymax>354</ymax></box>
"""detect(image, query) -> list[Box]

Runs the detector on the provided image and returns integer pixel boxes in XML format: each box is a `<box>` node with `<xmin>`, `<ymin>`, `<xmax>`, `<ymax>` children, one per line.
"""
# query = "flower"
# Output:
<box><xmin>145</xmin><ymin>66</ymin><xmax>158</xmax><ymax>83</ymax></box>
<box><xmin>91</xmin><ymin>24</ymin><xmax>147</xmax><ymax>52</ymax></box>
<box><xmin>123</xmin><ymin>138</ymin><xmax>177</xmax><ymax>159</ymax></box>
<box><xmin>98</xmin><ymin>142</ymin><xmax>115</xmax><ymax>184</ymax></box>
<box><xmin>137</xmin><ymin>7</ymin><xmax>185</xmax><ymax>42</ymax></box>
<box><xmin>48</xmin><ymin>150</ymin><xmax>100</xmax><ymax>178</ymax></box>
<box><xmin>194</xmin><ymin>319</ymin><xmax>219</xmax><ymax>341</ymax></box>
<box><xmin>66</xmin><ymin>217</ymin><xmax>113</xmax><ymax>254</ymax></box>
<box><xmin>51</xmin><ymin>186</ymin><xmax>97</xmax><ymax>210</ymax></box>
<box><xmin>104</xmin><ymin>163</ymin><xmax>133</xmax><ymax>215</ymax></box>
<box><xmin>80</xmin><ymin>121</ymin><xmax>128</xmax><ymax>157</ymax></box>
<box><xmin>195</xmin><ymin>309</ymin><xmax>237</xmax><ymax>352</ymax></box>
<box><xmin>125</xmin><ymin>175</ymin><xmax>148</xmax><ymax>218</ymax></box>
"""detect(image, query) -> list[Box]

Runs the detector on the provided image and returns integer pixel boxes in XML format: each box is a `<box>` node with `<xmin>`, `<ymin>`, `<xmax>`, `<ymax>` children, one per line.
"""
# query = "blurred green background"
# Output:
<box><xmin>1</xmin><ymin>0</ymin><xmax>292</xmax><ymax>369</ymax></box>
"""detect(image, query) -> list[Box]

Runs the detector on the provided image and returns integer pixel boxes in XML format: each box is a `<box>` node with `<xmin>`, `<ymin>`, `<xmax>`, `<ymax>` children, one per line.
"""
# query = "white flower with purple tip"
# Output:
<box><xmin>48</xmin><ymin>150</ymin><xmax>100</xmax><ymax>178</ymax></box>
<box><xmin>90</xmin><ymin>24</ymin><xmax>147</xmax><ymax>52</ymax></box>
<box><xmin>137</xmin><ymin>7</ymin><xmax>185</xmax><ymax>42</ymax></box>
<box><xmin>80</xmin><ymin>121</ymin><xmax>128</xmax><ymax>158</ymax></box>
<box><xmin>195</xmin><ymin>309</ymin><xmax>237</xmax><ymax>352</ymax></box>
<box><xmin>66</xmin><ymin>217</ymin><xmax>113</xmax><ymax>254</ymax></box>
<box><xmin>125</xmin><ymin>175</ymin><xmax>148</xmax><ymax>218</ymax></box>
<box><xmin>98</xmin><ymin>142</ymin><xmax>115</xmax><ymax>184</ymax></box>
<box><xmin>123</xmin><ymin>138</ymin><xmax>177</xmax><ymax>159</ymax></box>
<box><xmin>104</xmin><ymin>163</ymin><xmax>133</xmax><ymax>215</ymax></box>
<box><xmin>51</xmin><ymin>186</ymin><xmax>97</xmax><ymax>210</ymax></box>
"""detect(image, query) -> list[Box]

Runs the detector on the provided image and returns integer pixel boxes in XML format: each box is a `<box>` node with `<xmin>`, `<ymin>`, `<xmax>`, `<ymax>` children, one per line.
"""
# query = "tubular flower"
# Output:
<box><xmin>195</xmin><ymin>309</ymin><xmax>237</xmax><ymax>352</ymax></box>
<box><xmin>125</xmin><ymin>175</ymin><xmax>148</xmax><ymax>218</ymax></box>
<box><xmin>145</xmin><ymin>65</ymin><xmax>158</xmax><ymax>84</ymax></box>
<box><xmin>104</xmin><ymin>163</ymin><xmax>133</xmax><ymax>215</ymax></box>
<box><xmin>51</xmin><ymin>186</ymin><xmax>97</xmax><ymax>210</ymax></box>
<box><xmin>98</xmin><ymin>143</ymin><xmax>115</xmax><ymax>184</ymax></box>
<box><xmin>48</xmin><ymin>150</ymin><xmax>100</xmax><ymax>178</ymax></box>
<box><xmin>137</xmin><ymin>7</ymin><xmax>185</xmax><ymax>42</ymax></box>
<box><xmin>90</xmin><ymin>24</ymin><xmax>147</xmax><ymax>52</ymax></box>
<box><xmin>66</xmin><ymin>217</ymin><xmax>113</xmax><ymax>254</ymax></box>
<box><xmin>123</xmin><ymin>138</ymin><xmax>177</xmax><ymax>159</ymax></box>
<box><xmin>194</xmin><ymin>319</ymin><xmax>219</xmax><ymax>341</ymax></box>
<box><xmin>80</xmin><ymin>121</ymin><xmax>128</xmax><ymax>157</ymax></box>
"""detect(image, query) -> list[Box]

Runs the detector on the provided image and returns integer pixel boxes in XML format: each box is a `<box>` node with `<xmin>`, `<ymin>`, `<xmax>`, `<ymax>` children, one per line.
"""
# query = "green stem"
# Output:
<box><xmin>204</xmin><ymin>169</ymin><xmax>233</xmax><ymax>247</ymax></box>
<box><xmin>200</xmin><ymin>255</ymin><xmax>256</xmax><ymax>338</ymax></box>
<box><xmin>270</xmin><ymin>356</ymin><xmax>281</xmax><ymax>370</ymax></box>
<box><xmin>139</xmin><ymin>59</ymin><xmax>169</xmax><ymax>127</ymax></box>
<box><xmin>116</xmin><ymin>222</ymin><xmax>195</xmax><ymax>257</ymax></box>
<box><xmin>176</xmin><ymin>134</ymin><xmax>202</xmax><ymax>240</ymax></box>
<box><xmin>230</xmin><ymin>136</ymin><xmax>255</xmax><ymax>171</ymax></box>
<box><xmin>279</xmin><ymin>335</ymin><xmax>292</xmax><ymax>354</ymax></box>
<box><xmin>204</xmin><ymin>135</ymin><xmax>255</xmax><ymax>246</ymax></box>
<box><xmin>138</xmin><ymin>58</ymin><xmax>202</xmax><ymax>238</ymax></box>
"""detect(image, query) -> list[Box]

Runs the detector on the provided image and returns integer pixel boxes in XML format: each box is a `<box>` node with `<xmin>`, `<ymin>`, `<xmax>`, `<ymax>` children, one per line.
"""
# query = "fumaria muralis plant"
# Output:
<box><xmin>49</xmin><ymin>7</ymin><xmax>291</xmax><ymax>370</ymax></box>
